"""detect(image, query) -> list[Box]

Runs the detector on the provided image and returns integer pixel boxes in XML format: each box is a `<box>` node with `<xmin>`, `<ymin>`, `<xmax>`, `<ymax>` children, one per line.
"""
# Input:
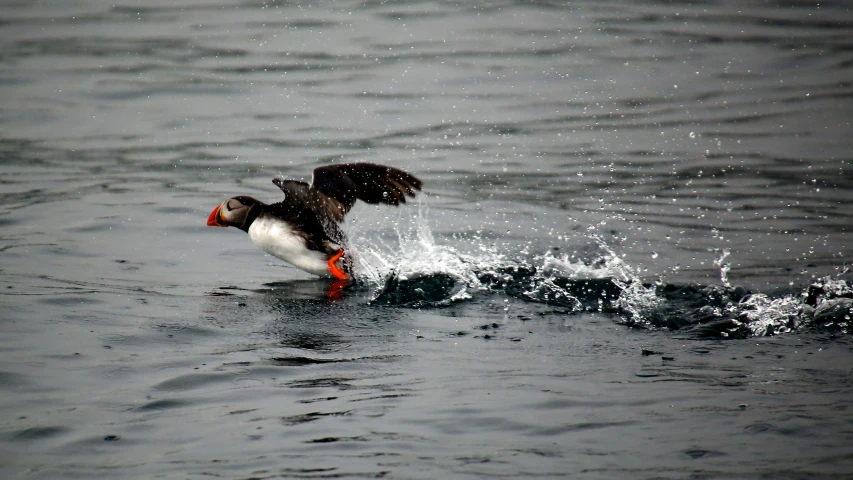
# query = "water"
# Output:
<box><xmin>2</xmin><ymin>1</ymin><xmax>853</xmax><ymax>478</ymax></box>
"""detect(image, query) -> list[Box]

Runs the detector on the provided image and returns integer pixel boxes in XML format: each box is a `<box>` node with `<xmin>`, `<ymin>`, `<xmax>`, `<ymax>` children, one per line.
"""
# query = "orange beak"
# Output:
<box><xmin>207</xmin><ymin>204</ymin><xmax>226</xmax><ymax>227</ymax></box>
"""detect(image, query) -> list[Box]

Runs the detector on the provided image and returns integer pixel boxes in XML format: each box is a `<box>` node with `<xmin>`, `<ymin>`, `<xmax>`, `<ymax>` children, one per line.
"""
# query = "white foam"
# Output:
<box><xmin>345</xmin><ymin>198</ymin><xmax>504</xmax><ymax>289</ymax></box>
<box><xmin>732</xmin><ymin>293</ymin><xmax>801</xmax><ymax>337</ymax></box>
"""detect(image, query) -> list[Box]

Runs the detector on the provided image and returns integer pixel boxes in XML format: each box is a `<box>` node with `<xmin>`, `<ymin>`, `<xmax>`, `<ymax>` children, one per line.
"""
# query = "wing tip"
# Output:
<box><xmin>312</xmin><ymin>162</ymin><xmax>423</xmax><ymax>207</ymax></box>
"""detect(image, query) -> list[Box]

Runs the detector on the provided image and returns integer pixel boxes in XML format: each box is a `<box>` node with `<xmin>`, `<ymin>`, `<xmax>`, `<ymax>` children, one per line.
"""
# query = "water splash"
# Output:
<box><xmin>534</xmin><ymin>238</ymin><xmax>661</xmax><ymax>323</ymax></box>
<box><xmin>342</xmin><ymin>200</ymin><xmax>851</xmax><ymax>337</ymax></box>
<box><xmin>731</xmin><ymin>293</ymin><xmax>801</xmax><ymax>337</ymax></box>
<box><xmin>713</xmin><ymin>248</ymin><xmax>731</xmax><ymax>288</ymax></box>
<box><xmin>346</xmin><ymin>199</ymin><xmax>504</xmax><ymax>306</ymax></box>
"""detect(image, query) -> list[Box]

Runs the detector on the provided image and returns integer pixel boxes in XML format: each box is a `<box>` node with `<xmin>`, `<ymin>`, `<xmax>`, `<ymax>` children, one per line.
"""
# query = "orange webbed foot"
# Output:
<box><xmin>328</xmin><ymin>249</ymin><xmax>349</xmax><ymax>280</ymax></box>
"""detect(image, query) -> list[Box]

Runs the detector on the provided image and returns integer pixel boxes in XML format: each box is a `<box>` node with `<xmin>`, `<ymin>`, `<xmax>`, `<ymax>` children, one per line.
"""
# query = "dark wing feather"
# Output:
<box><xmin>311</xmin><ymin>163</ymin><xmax>423</xmax><ymax>216</ymax></box>
<box><xmin>272</xmin><ymin>178</ymin><xmax>347</xmax><ymax>223</ymax></box>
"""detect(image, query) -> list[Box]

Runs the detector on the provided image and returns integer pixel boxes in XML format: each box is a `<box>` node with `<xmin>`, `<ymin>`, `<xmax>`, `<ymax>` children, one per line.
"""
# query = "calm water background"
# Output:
<box><xmin>2</xmin><ymin>1</ymin><xmax>852</xmax><ymax>478</ymax></box>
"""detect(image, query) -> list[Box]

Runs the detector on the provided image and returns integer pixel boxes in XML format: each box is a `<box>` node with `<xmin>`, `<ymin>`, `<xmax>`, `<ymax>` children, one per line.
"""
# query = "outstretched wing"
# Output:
<box><xmin>272</xmin><ymin>178</ymin><xmax>348</xmax><ymax>223</ymax></box>
<box><xmin>311</xmin><ymin>163</ymin><xmax>423</xmax><ymax>216</ymax></box>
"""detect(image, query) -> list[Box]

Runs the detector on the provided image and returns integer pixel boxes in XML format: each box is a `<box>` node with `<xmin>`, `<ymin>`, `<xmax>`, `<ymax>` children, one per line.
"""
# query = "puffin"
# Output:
<box><xmin>206</xmin><ymin>163</ymin><xmax>422</xmax><ymax>280</ymax></box>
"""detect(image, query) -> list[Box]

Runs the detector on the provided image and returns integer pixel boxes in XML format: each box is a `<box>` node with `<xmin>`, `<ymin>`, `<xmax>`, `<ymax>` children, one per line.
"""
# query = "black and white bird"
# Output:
<box><xmin>206</xmin><ymin>163</ymin><xmax>422</xmax><ymax>280</ymax></box>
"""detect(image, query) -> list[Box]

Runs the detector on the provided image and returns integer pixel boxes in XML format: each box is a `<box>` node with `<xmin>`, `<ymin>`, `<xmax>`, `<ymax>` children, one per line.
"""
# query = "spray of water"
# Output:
<box><xmin>345</xmin><ymin>199</ymin><xmax>505</xmax><ymax>304</ymax></box>
<box><xmin>713</xmin><ymin>248</ymin><xmax>731</xmax><ymax>288</ymax></box>
<box><xmin>341</xmin><ymin>199</ymin><xmax>851</xmax><ymax>337</ymax></box>
<box><xmin>731</xmin><ymin>293</ymin><xmax>801</xmax><ymax>336</ymax></box>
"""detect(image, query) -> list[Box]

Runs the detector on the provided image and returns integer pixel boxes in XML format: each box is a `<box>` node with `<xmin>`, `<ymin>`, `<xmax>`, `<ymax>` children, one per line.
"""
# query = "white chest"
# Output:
<box><xmin>248</xmin><ymin>216</ymin><xmax>329</xmax><ymax>277</ymax></box>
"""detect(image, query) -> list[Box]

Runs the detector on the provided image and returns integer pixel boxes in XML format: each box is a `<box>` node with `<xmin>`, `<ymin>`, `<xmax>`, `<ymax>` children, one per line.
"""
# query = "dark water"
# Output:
<box><xmin>2</xmin><ymin>1</ymin><xmax>853</xmax><ymax>478</ymax></box>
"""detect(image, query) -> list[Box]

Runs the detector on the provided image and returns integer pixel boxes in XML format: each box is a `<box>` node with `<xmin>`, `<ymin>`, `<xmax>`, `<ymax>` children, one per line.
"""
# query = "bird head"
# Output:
<box><xmin>207</xmin><ymin>196</ymin><xmax>260</xmax><ymax>230</ymax></box>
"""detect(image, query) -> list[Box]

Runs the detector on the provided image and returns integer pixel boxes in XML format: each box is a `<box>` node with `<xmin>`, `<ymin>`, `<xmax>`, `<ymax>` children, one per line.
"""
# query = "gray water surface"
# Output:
<box><xmin>2</xmin><ymin>1</ymin><xmax>853</xmax><ymax>479</ymax></box>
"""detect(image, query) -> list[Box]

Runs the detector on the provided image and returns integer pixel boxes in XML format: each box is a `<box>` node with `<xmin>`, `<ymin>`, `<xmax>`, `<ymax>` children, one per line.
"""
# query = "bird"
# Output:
<box><xmin>206</xmin><ymin>163</ymin><xmax>422</xmax><ymax>280</ymax></box>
